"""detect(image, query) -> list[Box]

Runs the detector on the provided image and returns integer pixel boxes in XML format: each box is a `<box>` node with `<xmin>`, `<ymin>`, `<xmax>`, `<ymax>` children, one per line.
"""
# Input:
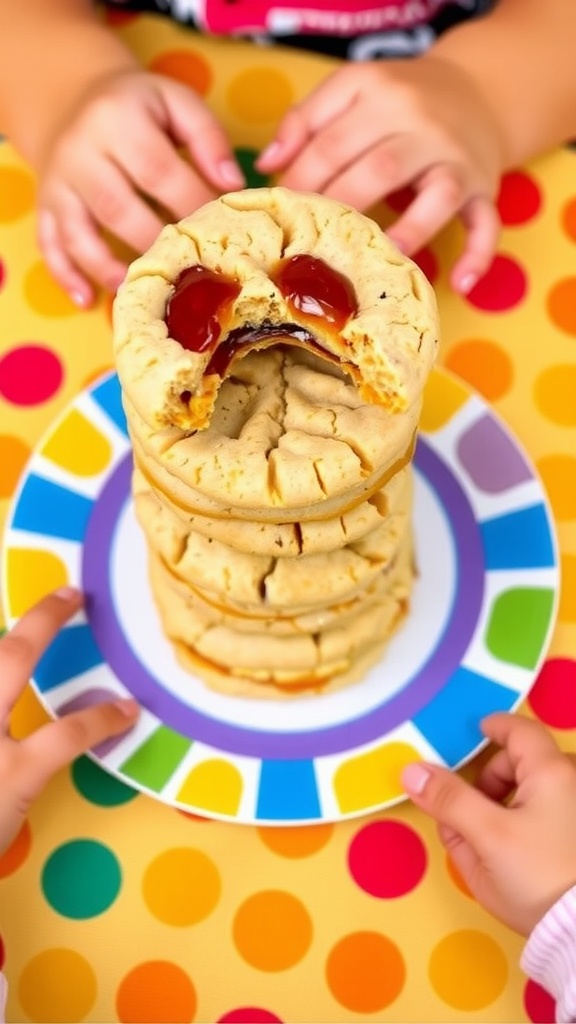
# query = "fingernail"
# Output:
<box><xmin>258</xmin><ymin>141</ymin><xmax>283</xmax><ymax>166</ymax></box>
<box><xmin>71</xmin><ymin>291</ymin><xmax>89</xmax><ymax>308</ymax></box>
<box><xmin>458</xmin><ymin>273</ymin><xmax>478</xmax><ymax>295</ymax></box>
<box><xmin>54</xmin><ymin>585</ymin><xmax>80</xmax><ymax>602</ymax></box>
<box><xmin>218</xmin><ymin>159</ymin><xmax>245</xmax><ymax>188</ymax></box>
<box><xmin>402</xmin><ymin>762</ymin><xmax>432</xmax><ymax>795</ymax></box>
<box><xmin>114</xmin><ymin>697</ymin><xmax>139</xmax><ymax>718</ymax></box>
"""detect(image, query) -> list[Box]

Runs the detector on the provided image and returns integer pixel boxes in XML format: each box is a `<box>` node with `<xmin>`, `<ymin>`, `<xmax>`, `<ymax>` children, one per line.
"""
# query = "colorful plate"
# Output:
<box><xmin>2</xmin><ymin>369</ymin><xmax>559</xmax><ymax>825</ymax></box>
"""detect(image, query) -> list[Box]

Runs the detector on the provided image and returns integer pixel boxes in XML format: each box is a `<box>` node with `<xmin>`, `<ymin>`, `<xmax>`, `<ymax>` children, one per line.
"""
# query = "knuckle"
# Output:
<box><xmin>132</xmin><ymin>151</ymin><xmax>173</xmax><ymax>193</ymax></box>
<box><xmin>89</xmin><ymin>185</ymin><xmax>127</xmax><ymax>228</ymax></box>
<box><xmin>60</xmin><ymin>715</ymin><xmax>91</xmax><ymax>749</ymax></box>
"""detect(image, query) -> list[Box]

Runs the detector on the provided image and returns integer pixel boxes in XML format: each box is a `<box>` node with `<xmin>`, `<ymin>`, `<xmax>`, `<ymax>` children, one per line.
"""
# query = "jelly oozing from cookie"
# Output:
<box><xmin>273</xmin><ymin>254</ymin><xmax>358</xmax><ymax>328</ymax></box>
<box><xmin>165</xmin><ymin>255</ymin><xmax>358</xmax><ymax>377</ymax></box>
<box><xmin>165</xmin><ymin>265</ymin><xmax>241</xmax><ymax>354</ymax></box>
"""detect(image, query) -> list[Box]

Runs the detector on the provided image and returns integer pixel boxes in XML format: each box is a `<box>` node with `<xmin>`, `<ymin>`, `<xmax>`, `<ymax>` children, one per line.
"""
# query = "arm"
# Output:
<box><xmin>0</xmin><ymin>0</ymin><xmax>137</xmax><ymax>166</ymax></box>
<box><xmin>432</xmin><ymin>0</ymin><xmax>576</xmax><ymax>166</ymax></box>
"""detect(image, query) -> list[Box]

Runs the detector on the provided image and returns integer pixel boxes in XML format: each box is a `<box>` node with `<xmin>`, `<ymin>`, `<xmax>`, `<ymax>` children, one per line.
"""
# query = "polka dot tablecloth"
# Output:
<box><xmin>0</xmin><ymin>12</ymin><xmax>575</xmax><ymax>1023</ymax></box>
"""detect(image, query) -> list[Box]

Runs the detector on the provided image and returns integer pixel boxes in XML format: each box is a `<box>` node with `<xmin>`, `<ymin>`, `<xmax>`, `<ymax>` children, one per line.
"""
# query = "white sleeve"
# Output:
<box><xmin>521</xmin><ymin>886</ymin><xmax>576</xmax><ymax>1023</ymax></box>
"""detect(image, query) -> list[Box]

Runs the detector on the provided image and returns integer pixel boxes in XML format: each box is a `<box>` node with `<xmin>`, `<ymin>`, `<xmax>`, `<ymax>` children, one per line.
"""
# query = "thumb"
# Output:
<box><xmin>402</xmin><ymin>761</ymin><xmax>502</xmax><ymax>847</ymax></box>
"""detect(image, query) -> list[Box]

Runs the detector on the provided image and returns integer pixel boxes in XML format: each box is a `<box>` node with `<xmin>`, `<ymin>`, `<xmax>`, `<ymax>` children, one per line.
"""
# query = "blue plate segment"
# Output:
<box><xmin>257</xmin><ymin>759</ymin><xmax>321</xmax><ymax>821</ymax></box>
<box><xmin>91</xmin><ymin>374</ymin><xmax>128</xmax><ymax>436</ymax></box>
<box><xmin>35</xmin><ymin>625</ymin><xmax>104</xmax><ymax>691</ymax></box>
<box><xmin>412</xmin><ymin>666</ymin><xmax>519</xmax><ymax>765</ymax></box>
<box><xmin>12</xmin><ymin>475</ymin><xmax>93</xmax><ymax>541</ymax></box>
<box><xmin>480</xmin><ymin>505</ymin><xmax>556</xmax><ymax>570</ymax></box>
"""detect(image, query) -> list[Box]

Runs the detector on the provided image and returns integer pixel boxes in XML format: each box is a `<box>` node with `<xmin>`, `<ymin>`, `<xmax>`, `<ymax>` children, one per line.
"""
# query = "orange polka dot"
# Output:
<box><xmin>537</xmin><ymin>454</ymin><xmax>576</xmax><ymax>520</ymax></box>
<box><xmin>559</xmin><ymin>554</ymin><xmax>576</xmax><ymax>623</ymax></box>
<box><xmin>562</xmin><ymin>197</ymin><xmax>576</xmax><ymax>242</ymax></box>
<box><xmin>150</xmin><ymin>50</ymin><xmax>212</xmax><ymax>96</ymax></box>
<box><xmin>116</xmin><ymin>961</ymin><xmax>196</xmax><ymax>1023</ymax></box>
<box><xmin>0</xmin><ymin>821</ymin><xmax>32</xmax><ymax>878</ymax></box>
<box><xmin>445</xmin><ymin>854</ymin><xmax>474</xmax><ymax>899</ymax></box>
<box><xmin>233</xmin><ymin>890</ymin><xmax>312</xmax><ymax>970</ymax></box>
<box><xmin>547</xmin><ymin>277</ymin><xmax>576</xmax><ymax>336</ymax></box>
<box><xmin>534</xmin><ymin>364</ymin><xmax>576</xmax><ymax>426</ymax></box>
<box><xmin>429</xmin><ymin>930</ymin><xmax>508</xmax><ymax>1010</ymax></box>
<box><xmin>257</xmin><ymin>823</ymin><xmax>334</xmax><ymax>857</ymax></box>
<box><xmin>227</xmin><ymin>68</ymin><xmax>294</xmax><ymax>123</ymax></box>
<box><xmin>24</xmin><ymin>260</ymin><xmax>80</xmax><ymax>317</ymax></box>
<box><xmin>444</xmin><ymin>339</ymin><xmax>513</xmax><ymax>402</ymax></box>
<box><xmin>0</xmin><ymin>166</ymin><xmax>35</xmax><ymax>222</ymax></box>
<box><xmin>142</xmin><ymin>847</ymin><xmax>221</xmax><ymax>926</ymax></box>
<box><xmin>19</xmin><ymin>948</ymin><xmax>97</xmax><ymax>1022</ymax></box>
<box><xmin>0</xmin><ymin>435</ymin><xmax>31</xmax><ymax>498</ymax></box>
<box><xmin>326</xmin><ymin>931</ymin><xmax>405</xmax><ymax>1013</ymax></box>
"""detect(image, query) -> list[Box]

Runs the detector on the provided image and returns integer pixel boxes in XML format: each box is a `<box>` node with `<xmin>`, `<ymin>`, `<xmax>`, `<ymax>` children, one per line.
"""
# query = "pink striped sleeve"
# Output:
<box><xmin>521</xmin><ymin>886</ymin><xmax>576</xmax><ymax>1023</ymax></box>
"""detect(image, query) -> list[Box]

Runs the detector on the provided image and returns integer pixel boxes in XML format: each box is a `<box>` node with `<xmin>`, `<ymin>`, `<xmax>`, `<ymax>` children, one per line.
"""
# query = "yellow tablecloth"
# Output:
<box><xmin>0</xmin><ymin>12</ymin><xmax>575</xmax><ymax>1023</ymax></box>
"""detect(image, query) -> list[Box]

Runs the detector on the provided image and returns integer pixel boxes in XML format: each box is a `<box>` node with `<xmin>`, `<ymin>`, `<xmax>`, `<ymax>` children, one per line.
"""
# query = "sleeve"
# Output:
<box><xmin>521</xmin><ymin>886</ymin><xmax>576</xmax><ymax>1024</ymax></box>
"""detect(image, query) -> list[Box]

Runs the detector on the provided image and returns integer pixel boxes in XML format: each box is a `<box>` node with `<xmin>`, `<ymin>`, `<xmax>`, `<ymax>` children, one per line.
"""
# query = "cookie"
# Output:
<box><xmin>113</xmin><ymin>187</ymin><xmax>438</xmax><ymax>432</ymax></box>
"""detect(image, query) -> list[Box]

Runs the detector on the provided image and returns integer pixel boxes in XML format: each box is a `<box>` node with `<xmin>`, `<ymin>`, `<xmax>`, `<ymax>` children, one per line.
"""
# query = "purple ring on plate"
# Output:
<box><xmin>82</xmin><ymin>439</ymin><xmax>484</xmax><ymax>759</ymax></box>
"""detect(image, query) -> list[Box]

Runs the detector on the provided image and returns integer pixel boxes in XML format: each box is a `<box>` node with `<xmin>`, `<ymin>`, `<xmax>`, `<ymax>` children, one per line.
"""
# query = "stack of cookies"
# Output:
<box><xmin>113</xmin><ymin>188</ymin><xmax>439</xmax><ymax>698</ymax></box>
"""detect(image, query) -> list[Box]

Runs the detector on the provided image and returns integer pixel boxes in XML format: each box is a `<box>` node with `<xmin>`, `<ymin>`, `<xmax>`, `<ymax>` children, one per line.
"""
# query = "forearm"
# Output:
<box><xmin>0</xmin><ymin>0</ymin><xmax>138</xmax><ymax>166</ymax></box>
<box><xmin>431</xmin><ymin>0</ymin><xmax>576</xmax><ymax>166</ymax></box>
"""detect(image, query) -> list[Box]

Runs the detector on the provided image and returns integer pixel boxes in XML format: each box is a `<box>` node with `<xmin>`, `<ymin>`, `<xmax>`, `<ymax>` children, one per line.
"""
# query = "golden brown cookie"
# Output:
<box><xmin>114</xmin><ymin>187</ymin><xmax>438</xmax><ymax>432</ymax></box>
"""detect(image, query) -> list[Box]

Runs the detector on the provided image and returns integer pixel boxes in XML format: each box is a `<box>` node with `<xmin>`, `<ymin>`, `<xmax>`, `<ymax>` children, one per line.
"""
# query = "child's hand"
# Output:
<box><xmin>0</xmin><ymin>588</ymin><xmax>139</xmax><ymax>854</ymax></box>
<box><xmin>402</xmin><ymin>714</ymin><xmax>576</xmax><ymax>936</ymax></box>
<box><xmin>37</xmin><ymin>70</ymin><xmax>244</xmax><ymax>306</ymax></box>
<box><xmin>257</xmin><ymin>55</ymin><xmax>505</xmax><ymax>293</ymax></box>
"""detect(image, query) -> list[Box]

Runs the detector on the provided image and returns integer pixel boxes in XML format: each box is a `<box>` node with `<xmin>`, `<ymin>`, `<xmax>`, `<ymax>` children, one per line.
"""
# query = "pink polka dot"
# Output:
<box><xmin>0</xmin><ymin>344</ymin><xmax>63</xmax><ymax>405</ymax></box>
<box><xmin>524</xmin><ymin>979</ymin><xmax>556</xmax><ymax>1023</ymax></box>
<box><xmin>528</xmin><ymin>658</ymin><xmax>576</xmax><ymax>729</ymax></box>
<box><xmin>217</xmin><ymin>1009</ymin><xmax>283</xmax><ymax>1023</ymax></box>
<box><xmin>0</xmin><ymin>259</ymin><xmax>5</xmax><ymax>290</ymax></box>
<box><xmin>412</xmin><ymin>247</ymin><xmax>439</xmax><ymax>284</ymax></box>
<box><xmin>465</xmin><ymin>254</ymin><xmax>527</xmax><ymax>312</ymax></box>
<box><xmin>497</xmin><ymin>171</ymin><xmax>542</xmax><ymax>226</ymax></box>
<box><xmin>0</xmin><ymin>934</ymin><xmax>4</xmax><ymax>969</ymax></box>
<box><xmin>348</xmin><ymin>820</ymin><xmax>427</xmax><ymax>898</ymax></box>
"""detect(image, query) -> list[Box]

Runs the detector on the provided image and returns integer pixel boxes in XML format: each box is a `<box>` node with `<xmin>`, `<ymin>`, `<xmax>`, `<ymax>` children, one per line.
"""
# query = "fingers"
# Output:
<box><xmin>474</xmin><ymin>747</ymin><xmax>517</xmax><ymax>803</ymax></box>
<box><xmin>74</xmin><ymin>153</ymin><xmax>165</xmax><ymax>253</ymax></box>
<box><xmin>38</xmin><ymin>188</ymin><xmax>128</xmax><ymax>303</ymax></box>
<box><xmin>0</xmin><ymin>588</ymin><xmax>83</xmax><ymax>717</ymax></box>
<box><xmin>450</xmin><ymin>195</ymin><xmax>501</xmax><ymax>294</ymax></box>
<box><xmin>37</xmin><ymin>208</ymin><xmax>96</xmax><ymax>309</ymax></box>
<box><xmin>480</xmin><ymin>713</ymin><xmax>562</xmax><ymax>785</ymax></box>
<box><xmin>257</xmin><ymin>68</ymin><xmax>359</xmax><ymax>175</ymax></box>
<box><xmin>159</xmin><ymin>79</ymin><xmax>244</xmax><ymax>192</ymax></box>
<box><xmin>19</xmin><ymin>698</ymin><xmax>139</xmax><ymax>798</ymax></box>
<box><xmin>402</xmin><ymin>760</ymin><xmax>503</xmax><ymax>848</ymax></box>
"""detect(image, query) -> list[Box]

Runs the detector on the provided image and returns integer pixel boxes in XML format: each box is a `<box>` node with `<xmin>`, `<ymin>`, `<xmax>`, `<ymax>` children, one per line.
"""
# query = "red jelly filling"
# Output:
<box><xmin>165</xmin><ymin>265</ymin><xmax>241</xmax><ymax>354</ymax></box>
<box><xmin>165</xmin><ymin>256</ymin><xmax>357</xmax><ymax>386</ymax></box>
<box><xmin>273</xmin><ymin>254</ymin><xmax>357</xmax><ymax>329</ymax></box>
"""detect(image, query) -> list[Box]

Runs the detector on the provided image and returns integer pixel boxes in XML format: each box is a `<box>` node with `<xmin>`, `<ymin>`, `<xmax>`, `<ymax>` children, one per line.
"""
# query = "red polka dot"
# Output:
<box><xmin>0</xmin><ymin>259</ymin><xmax>5</xmax><ymax>290</ymax></box>
<box><xmin>524</xmin><ymin>979</ymin><xmax>556</xmax><ymax>1023</ymax></box>
<box><xmin>412</xmin><ymin>247</ymin><xmax>438</xmax><ymax>284</ymax></box>
<box><xmin>348</xmin><ymin>820</ymin><xmax>427</xmax><ymax>898</ymax></box>
<box><xmin>0</xmin><ymin>345</ymin><xmax>63</xmax><ymax>405</ymax></box>
<box><xmin>386</xmin><ymin>186</ymin><xmax>415</xmax><ymax>213</ymax></box>
<box><xmin>497</xmin><ymin>171</ymin><xmax>542</xmax><ymax>226</ymax></box>
<box><xmin>217</xmin><ymin>1009</ymin><xmax>283</xmax><ymax>1023</ymax></box>
<box><xmin>528</xmin><ymin>658</ymin><xmax>576</xmax><ymax>728</ymax></box>
<box><xmin>0</xmin><ymin>934</ymin><xmax>4</xmax><ymax>969</ymax></box>
<box><xmin>465</xmin><ymin>254</ymin><xmax>527</xmax><ymax>312</ymax></box>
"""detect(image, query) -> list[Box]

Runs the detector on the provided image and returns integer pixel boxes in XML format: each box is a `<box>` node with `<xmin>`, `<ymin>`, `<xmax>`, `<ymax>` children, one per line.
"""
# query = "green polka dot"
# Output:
<box><xmin>42</xmin><ymin>840</ymin><xmax>121</xmax><ymax>919</ymax></box>
<box><xmin>71</xmin><ymin>756</ymin><xmax>138</xmax><ymax>807</ymax></box>
<box><xmin>234</xmin><ymin>147</ymin><xmax>270</xmax><ymax>189</ymax></box>
<box><xmin>485</xmin><ymin>587</ymin><xmax>556</xmax><ymax>668</ymax></box>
